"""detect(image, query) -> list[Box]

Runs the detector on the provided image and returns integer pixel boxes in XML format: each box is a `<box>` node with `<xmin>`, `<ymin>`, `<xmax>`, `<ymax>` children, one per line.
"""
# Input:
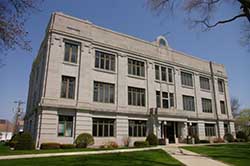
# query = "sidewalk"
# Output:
<box><xmin>0</xmin><ymin>146</ymin><xmax>162</xmax><ymax>160</ymax></box>
<box><xmin>163</xmin><ymin>146</ymin><xmax>229</xmax><ymax>166</ymax></box>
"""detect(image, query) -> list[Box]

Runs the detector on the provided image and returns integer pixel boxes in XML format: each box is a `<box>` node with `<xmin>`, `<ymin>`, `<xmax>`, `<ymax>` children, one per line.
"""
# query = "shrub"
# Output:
<box><xmin>15</xmin><ymin>132</ymin><xmax>35</xmax><ymax>150</ymax></box>
<box><xmin>158</xmin><ymin>139</ymin><xmax>166</xmax><ymax>145</ymax></box>
<box><xmin>213</xmin><ymin>137</ymin><xmax>224</xmax><ymax>143</ymax></box>
<box><xmin>146</xmin><ymin>133</ymin><xmax>158</xmax><ymax>146</ymax></box>
<box><xmin>75</xmin><ymin>133</ymin><xmax>94</xmax><ymax>148</ymax></box>
<box><xmin>236</xmin><ymin>131</ymin><xmax>247</xmax><ymax>141</ymax></box>
<box><xmin>9</xmin><ymin>134</ymin><xmax>20</xmax><ymax>148</ymax></box>
<box><xmin>235</xmin><ymin>138</ymin><xmax>245</xmax><ymax>142</ymax></box>
<box><xmin>134</xmin><ymin>141</ymin><xmax>149</xmax><ymax>148</ymax></box>
<box><xmin>106</xmin><ymin>141</ymin><xmax>118</xmax><ymax>149</ymax></box>
<box><xmin>224</xmin><ymin>133</ymin><xmax>234</xmax><ymax>142</ymax></box>
<box><xmin>199</xmin><ymin>140</ymin><xmax>210</xmax><ymax>144</ymax></box>
<box><xmin>60</xmin><ymin>144</ymin><xmax>76</xmax><ymax>149</ymax></box>
<box><xmin>40</xmin><ymin>143</ymin><xmax>61</xmax><ymax>150</ymax></box>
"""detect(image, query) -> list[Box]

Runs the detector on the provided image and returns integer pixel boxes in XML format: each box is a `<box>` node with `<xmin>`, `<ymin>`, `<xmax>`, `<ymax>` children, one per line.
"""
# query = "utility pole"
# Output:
<box><xmin>13</xmin><ymin>100</ymin><xmax>25</xmax><ymax>133</ymax></box>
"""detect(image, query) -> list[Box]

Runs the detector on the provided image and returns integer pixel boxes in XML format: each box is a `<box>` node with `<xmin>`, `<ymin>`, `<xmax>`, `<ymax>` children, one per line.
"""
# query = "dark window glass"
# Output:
<box><xmin>61</xmin><ymin>76</ymin><xmax>75</xmax><ymax>99</ymax></box>
<box><xmin>205</xmin><ymin>124</ymin><xmax>216</xmax><ymax>136</ymax></box>
<box><xmin>200</xmin><ymin>76</ymin><xmax>210</xmax><ymax>90</ymax></box>
<box><xmin>218</xmin><ymin>79</ymin><xmax>224</xmax><ymax>92</ymax></box>
<box><xmin>168</xmin><ymin>68</ymin><xmax>173</xmax><ymax>83</ymax></box>
<box><xmin>128</xmin><ymin>87</ymin><xmax>145</xmax><ymax>106</ymax></box>
<box><xmin>58</xmin><ymin>115</ymin><xmax>73</xmax><ymax>137</ymax></box>
<box><xmin>128</xmin><ymin>59</ymin><xmax>145</xmax><ymax>77</ymax></box>
<box><xmin>64</xmin><ymin>42</ymin><xmax>78</xmax><ymax>63</ymax></box>
<box><xmin>202</xmin><ymin>98</ymin><xmax>212</xmax><ymax>113</ymax></box>
<box><xmin>188</xmin><ymin>123</ymin><xmax>198</xmax><ymax>137</ymax></box>
<box><xmin>220</xmin><ymin>101</ymin><xmax>226</xmax><ymax>114</ymax></box>
<box><xmin>181</xmin><ymin>71</ymin><xmax>193</xmax><ymax>87</ymax></box>
<box><xmin>92</xmin><ymin>118</ymin><xmax>115</xmax><ymax>137</ymax></box>
<box><xmin>93</xmin><ymin>81</ymin><xmax>115</xmax><ymax>103</ymax></box>
<box><xmin>128</xmin><ymin>120</ymin><xmax>147</xmax><ymax>137</ymax></box>
<box><xmin>155</xmin><ymin>65</ymin><xmax>160</xmax><ymax>80</ymax></box>
<box><xmin>162</xmin><ymin>92</ymin><xmax>169</xmax><ymax>108</ymax></box>
<box><xmin>156</xmin><ymin>91</ymin><xmax>161</xmax><ymax>108</ymax></box>
<box><xmin>95</xmin><ymin>51</ymin><xmax>115</xmax><ymax>71</ymax></box>
<box><xmin>183</xmin><ymin>95</ymin><xmax>195</xmax><ymax>111</ymax></box>
<box><xmin>161</xmin><ymin>67</ymin><xmax>167</xmax><ymax>81</ymax></box>
<box><xmin>170</xmin><ymin>93</ymin><xmax>174</xmax><ymax>107</ymax></box>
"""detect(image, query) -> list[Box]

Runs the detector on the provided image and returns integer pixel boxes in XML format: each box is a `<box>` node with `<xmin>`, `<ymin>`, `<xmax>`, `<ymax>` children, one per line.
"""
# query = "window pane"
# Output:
<box><xmin>183</xmin><ymin>95</ymin><xmax>195</xmax><ymax>111</ymax></box>
<box><xmin>128</xmin><ymin>59</ymin><xmax>145</xmax><ymax>77</ymax></box>
<box><xmin>71</xmin><ymin>45</ymin><xmax>78</xmax><ymax>63</ymax></box>
<box><xmin>161</xmin><ymin>67</ymin><xmax>167</xmax><ymax>81</ymax></box>
<box><xmin>155</xmin><ymin>65</ymin><xmax>160</xmax><ymax>80</ymax></box>
<box><xmin>200</xmin><ymin>77</ymin><xmax>210</xmax><ymax>90</ymax></box>
<box><xmin>181</xmin><ymin>72</ymin><xmax>193</xmax><ymax>87</ymax></box>
<box><xmin>156</xmin><ymin>91</ymin><xmax>161</xmax><ymax>108</ymax></box>
<box><xmin>170</xmin><ymin>93</ymin><xmax>174</xmax><ymax>107</ymax></box>
<box><xmin>128</xmin><ymin>87</ymin><xmax>145</xmax><ymax>106</ymax></box>
<box><xmin>168</xmin><ymin>68</ymin><xmax>173</xmax><ymax>83</ymax></box>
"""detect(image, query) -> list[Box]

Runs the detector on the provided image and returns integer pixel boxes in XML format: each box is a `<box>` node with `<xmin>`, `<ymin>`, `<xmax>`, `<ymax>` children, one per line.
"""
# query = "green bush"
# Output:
<box><xmin>224</xmin><ymin>133</ymin><xmax>234</xmax><ymax>142</ymax></box>
<box><xmin>236</xmin><ymin>131</ymin><xmax>247</xmax><ymax>141</ymax></box>
<box><xmin>60</xmin><ymin>144</ymin><xmax>76</xmax><ymax>149</ymax></box>
<box><xmin>199</xmin><ymin>140</ymin><xmax>210</xmax><ymax>143</ymax></box>
<box><xmin>9</xmin><ymin>134</ymin><xmax>20</xmax><ymax>148</ymax></box>
<box><xmin>134</xmin><ymin>141</ymin><xmax>149</xmax><ymax>148</ymax></box>
<box><xmin>75</xmin><ymin>133</ymin><xmax>94</xmax><ymax>148</ymax></box>
<box><xmin>146</xmin><ymin>133</ymin><xmax>158</xmax><ymax>146</ymax></box>
<box><xmin>40</xmin><ymin>143</ymin><xmax>61</xmax><ymax>150</ymax></box>
<box><xmin>15</xmin><ymin>132</ymin><xmax>35</xmax><ymax>150</ymax></box>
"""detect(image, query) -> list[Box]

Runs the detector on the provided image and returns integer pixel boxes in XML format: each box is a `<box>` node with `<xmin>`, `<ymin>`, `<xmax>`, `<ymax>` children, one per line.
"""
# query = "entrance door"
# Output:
<box><xmin>166</xmin><ymin>122</ymin><xmax>175</xmax><ymax>143</ymax></box>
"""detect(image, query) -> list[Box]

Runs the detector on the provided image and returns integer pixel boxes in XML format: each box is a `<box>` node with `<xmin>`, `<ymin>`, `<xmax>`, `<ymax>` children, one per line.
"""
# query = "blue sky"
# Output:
<box><xmin>0</xmin><ymin>0</ymin><xmax>249</xmax><ymax>120</ymax></box>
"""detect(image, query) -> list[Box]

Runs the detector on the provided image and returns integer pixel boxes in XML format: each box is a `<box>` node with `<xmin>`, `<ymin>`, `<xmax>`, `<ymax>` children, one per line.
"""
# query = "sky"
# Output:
<box><xmin>0</xmin><ymin>0</ymin><xmax>249</xmax><ymax>120</ymax></box>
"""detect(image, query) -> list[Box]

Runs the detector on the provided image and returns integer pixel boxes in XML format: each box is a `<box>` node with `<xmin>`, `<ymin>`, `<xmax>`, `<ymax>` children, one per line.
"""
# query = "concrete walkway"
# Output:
<box><xmin>0</xmin><ymin>146</ymin><xmax>162</xmax><ymax>160</ymax></box>
<box><xmin>163</xmin><ymin>146</ymin><xmax>229</xmax><ymax>166</ymax></box>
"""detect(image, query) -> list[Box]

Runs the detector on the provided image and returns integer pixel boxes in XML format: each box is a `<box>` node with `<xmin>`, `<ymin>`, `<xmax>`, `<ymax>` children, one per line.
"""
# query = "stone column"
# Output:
<box><xmin>229</xmin><ymin>122</ymin><xmax>236</xmax><ymax>138</ymax></box>
<box><xmin>116</xmin><ymin>115</ymin><xmax>129</xmax><ymax>146</ymax></box>
<box><xmin>198</xmin><ymin>121</ymin><xmax>206</xmax><ymax>140</ymax></box>
<box><xmin>218</xmin><ymin>121</ymin><xmax>225</xmax><ymax>138</ymax></box>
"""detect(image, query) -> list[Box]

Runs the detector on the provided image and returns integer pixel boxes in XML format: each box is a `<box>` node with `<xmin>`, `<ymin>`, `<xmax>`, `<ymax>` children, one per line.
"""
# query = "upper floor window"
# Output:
<box><xmin>93</xmin><ymin>81</ymin><xmax>115</xmax><ymax>103</ymax></box>
<box><xmin>58</xmin><ymin>115</ymin><xmax>73</xmax><ymax>137</ymax></box>
<box><xmin>156</xmin><ymin>91</ymin><xmax>174</xmax><ymax>109</ymax></box>
<box><xmin>128</xmin><ymin>59</ymin><xmax>145</xmax><ymax>77</ymax></box>
<box><xmin>129</xmin><ymin>120</ymin><xmax>147</xmax><ymax>137</ymax></box>
<box><xmin>218</xmin><ymin>79</ymin><xmax>224</xmax><ymax>93</ymax></box>
<box><xmin>181</xmin><ymin>71</ymin><xmax>193</xmax><ymax>87</ymax></box>
<box><xmin>64</xmin><ymin>42</ymin><xmax>78</xmax><ymax>63</ymax></box>
<box><xmin>183</xmin><ymin>95</ymin><xmax>195</xmax><ymax>111</ymax></box>
<box><xmin>93</xmin><ymin>118</ymin><xmax>115</xmax><ymax>137</ymax></box>
<box><xmin>95</xmin><ymin>50</ymin><xmax>115</xmax><ymax>71</ymax></box>
<box><xmin>202</xmin><ymin>98</ymin><xmax>212</xmax><ymax>113</ymax></box>
<box><xmin>61</xmin><ymin>76</ymin><xmax>75</xmax><ymax>99</ymax></box>
<box><xmin>128</xmin><ymin>87</ymin><xmax>145</xmax><ymax>106</ymax></box>
<box><xmin>155</xmin><ymin>64</ymin><xmax>173</xmax><ymax>83</ymax></box>
<box><xmin>220</xmin><ymin>100</ymin><xmax>226</xmax><ymax>114</ymax></box>
<box><xmin>200</xmin><ymin>76</ymin><xmax>210</xmax><ymax>90</ymax></box>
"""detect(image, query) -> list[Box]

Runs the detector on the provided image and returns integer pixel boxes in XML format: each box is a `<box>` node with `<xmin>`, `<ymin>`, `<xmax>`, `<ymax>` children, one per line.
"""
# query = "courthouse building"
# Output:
<box><xmin>24</xmin><ymin>12</ymin><xmax>235</xmax><ymax>147</ymax></box>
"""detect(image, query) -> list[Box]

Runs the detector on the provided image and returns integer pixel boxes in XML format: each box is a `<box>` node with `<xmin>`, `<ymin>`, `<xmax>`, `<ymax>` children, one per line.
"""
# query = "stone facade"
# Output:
<box><xmin>24</xmin><ymin>12</ymin><xmax>235</xmax><ymax>148</ymax></box>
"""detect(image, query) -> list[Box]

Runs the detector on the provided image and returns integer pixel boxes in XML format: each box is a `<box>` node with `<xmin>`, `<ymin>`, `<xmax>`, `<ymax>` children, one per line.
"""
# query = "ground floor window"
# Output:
<box><xmin>224</xmin><ymin>123</ymin><xmax>229</xmax><ymax>134</ymax></box>
<box><xmin>188</xmin><ymin>123</ymin><xmax>198</xmax><ymax>137</ymax></box>
<box><xmin>205</xmin><ymin>124</ymin><xmax>216</xmax><ymax>136</ymax></box>
<box><xmin>93</xmin><ymin>118</ymin><xmax>115</xmax><ymax>137</ymax></box>
<box><xmin>58</xmin><ymin>115</ymin><xmax>73</xmax><ymax>137</ymax></box>
<box><xmin>129</xmin><ymin>120</ymin><xmax>147</xmax><ymax>137</ymax></box>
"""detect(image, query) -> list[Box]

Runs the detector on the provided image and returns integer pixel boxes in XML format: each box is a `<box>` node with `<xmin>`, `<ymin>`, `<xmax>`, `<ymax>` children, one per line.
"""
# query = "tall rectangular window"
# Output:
<box><xmin>162</xmin><ymin>92</ymin><xmax>169</xmax><ymax>108</ymax></box>
<box><xmin>61</xmin><ymin>76</ymin><xmax>75</xmax><ymax>99</ymax></box>
<box><xmin>129</xmin><ymin>120</ymin><xmax>147</xmax><ymax>137</ymax></box>
<box><xmin>181</xmin><ymin>71</ymin><xmax>193</xmax><ymax>87</ymax></box>
<box><xmin>161</xmin><ymin>66</ymin><xmax>167</xmax><ymax>81</ymax></box>
<box><xmin>200</xmin><ymin>76</ymin><xmax>210</xmax><ymax>90</ymax></box>
<box><xmin>170</xmin><ymin>93</ymin><xmax>174</xmax><ymax>107</ymax></box>
<box><xmin>220</xmin><ymin>101</ymin><xmax>226</xmax><ymax>114</ymax></box>
<box><xmin>128</xmin><ymin>59</ymin><xmax>145</xmax><ymax>77</ymax></box>
<box><xmin>128</xmin><ymin>87</ymin><xmax>145</xmax><ymax>106</ymax></box>
<box><xmin>155</xmin><ymin>65</ymin><xmax>160</xmax><ymax>80</ymax></box>
<box><xmin>168</xmin><ymin>68</ymin><xmax>173</xmax><ymax>83</ymax></box>
<box><xmin>218</xmin><ymin>79</ymin><xmax>224</xmax><ymax>93</ymax></box>
<box><xmin>93</xmin><ymin>81</ymin><xmax>115</xmax><ymax>103</ymax></box>
<box><xmin>224</xmin><ymin>123</ymin><xmax>229</xmax><ymax>134</ymax></box>
<box><xmin>156</xmin><ymin>91</ymin><xmax>161</xmax><ymax>108</ymax></box>
<box><xmin>202</xmin><ymin>98</ymin><xmax>212</xmax><ymax>113</ymax></box>
<box><xmin>205</xmin><ymin>124</ymin><xmax>216</xmax><ymax>136</ymax></box>
<box><xmin>92</xmin><ymin>118</ymin><xmax>115</xmax><ymax>137</ymax></box>
<box><xmin>64</xmin><ymin>42</ymin><xmax>78</xmax><ymax>63</ymax></box>
<box><xmin>183</xmin><ymin>95</ymin><xmax>195</xmax><ymax>111</ymax></box>
<box><xmin>95</xmin><ymin>50</ymin><xmax>115</xmax><ymax>71</ymax></box>
<box><xmin>58</xmin><ymin>115</ymin><xmax>73</xmax><ymax>137</ymax></box>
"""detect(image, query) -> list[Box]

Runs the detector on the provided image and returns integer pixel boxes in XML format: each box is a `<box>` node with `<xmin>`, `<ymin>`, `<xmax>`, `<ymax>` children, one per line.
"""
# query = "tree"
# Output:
<box><xmin>0</xmin><ymin>0</ymin><xmax>42</xmax><ymax>54</ymax></box>
<box><xmin>147</xmin><ymin>0</ymin><xmax>250</xmax><ymax>49</ymax></box>
<box><xmin>235</xmin><ymin>109</ymin><xmax>250</xmax><ymax>139</ymax></box>
<box><xmin>231</xmin><ymin>97</ymin><xmax>240</xmax><ymax>117</ymax></box>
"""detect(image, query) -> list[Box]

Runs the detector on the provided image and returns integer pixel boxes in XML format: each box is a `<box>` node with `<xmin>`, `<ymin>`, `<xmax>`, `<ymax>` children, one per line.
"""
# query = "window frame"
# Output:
<box><xmin>183</xmin><ymin>95</ymin><xmax>195</xmax><ymax>111</ymax></box>
<box><xmin>154</xmin><ymin>64</ymin><xmax>174</xmax><ymax>83</ymax></box>
<box><xmin>220</xmin><ymin>100</ymin><xmax>226</xmax><ymax>114</ymax></box>
<box><xmin>64</xmin><ymin>40</ymin><xmax>79</xmax><ymax>64</ymax></box>
<box><xmin>58</xmin><ymin>115</ymin><xmax>73</xmax><ymax>137</ymax></box>
<box><xmin>92</xmin><ymin>118</ymin><xmax>115</xmax><ymax>137</ymax></box>
<box><xmin>200</xmin><ymin>76</ymin><xmax>210</xmax><ymax>91</ymax></box>
<box><xmin>128</xmin><ymin>58</ymin><xmax>145</xmax><ymax>77</ymax></box>
<box><xmin>205</xmin><ymin>124</ymin><xmax>216</xmax><ymax>137</ymax></box>
<box><xmin>60</xmin><ymin>76</ymin><xmax>76</xmax><ymax>99</ymax></box>
<box><xmin>93</xmin><ymin>81</ymin><xmax>115</xmax><ymax>104</ymax></box>
<box><xmin>129</xmin><ymin>120</ymin><xmax>147</xmax><ymax>137</ymax></box>
<box><xmin>201</xmin><ymin>98</ymin><xmax>213</xmax><ymax>113</ymax></box>
<box><xmin>128</xmin><ymin>86</ymin><xmax>146</xmax><ymax>107</ymax></box>
<box><xmin>181</xmin><ymin>71</ymin><xmax>193</xmax><ymax>87</ymax></box>
<box><xmin>218</xmin><ymin>79</ymin><xmax>224</xmax><ymax>93</ymax></box>
<box><xmin>95</xmin><ymin>50</ymin><xmax>116</xmax><ymax>72</ymax></box>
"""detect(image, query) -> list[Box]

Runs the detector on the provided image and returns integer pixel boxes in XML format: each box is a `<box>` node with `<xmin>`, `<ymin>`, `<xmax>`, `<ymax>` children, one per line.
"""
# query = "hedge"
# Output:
<box><xmin>40</xmin><ymin>143</ymin><xmax>61</xmax><ymax>150</ymax></box>
<box><xmin>146</xmin><ymin>133</ymin><xmax>158</xmax><ymax>146</ymax></box>
<box><xmin>60</xmin><ymin>144</ymin><xmax>76</xmax><ymax>149</ymax></box>
<box><xmin>134</xmin><ymin>141</ymin><xmax>149</xmax><ymax>148</ymax></box>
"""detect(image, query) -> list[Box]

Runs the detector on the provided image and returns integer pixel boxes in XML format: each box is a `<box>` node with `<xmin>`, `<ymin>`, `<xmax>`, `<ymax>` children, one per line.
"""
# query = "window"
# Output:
<box><xmin>218</xmin><ymin>79</ymin><xmax>224</xmax><ymax>92</ymax></box>
<box><xmin>92</xmin><ymin>118</ymin><xmax>115</xmax><ymax>137</ymax></box>
<box><xmin>224</xmin><ymin>123</ymin><xmax>229</xmax><ymax>134</ymax></box>
<box><xmin>183</xmin><ymin>95</ymin><xmax>195</xmax><ymax>111</ymax></box>
<box><xmin>64</xmin><ymin>42</ymin><xmax>78</xmax><ymax>63</ymax></box>
<box><xmin>93</xmin><ymin>81</ymin><xmax>115</xmax><ymax>103</ymax></box>
<box><xmin>155</xmin><ymin>64</ymin><xmax>173</xmax><ymax>83</ymax></box>
<box><xmin>200</xmin><ymin>76</ymin><xmax>210</xmax><ymax>90</ymax></box>
<box><xmin>61</xmin><ymin>76</ymin><xmax>75</xmax><ymax>99</ymax></box>
<box><xmin>95</xmin><ymin>50</ymin><xmax>115</xmax><ymax>71</ymax></box>
<box><xmin>156</xmin><ymin>91</ymin><xmax>174</xmax><ymax>108</ymax></box>
<box><xmin>155</xmin><ymin>65</ymin><xmax>160</xmax><ymax>80</ymax></box>
<box><xmin>202</xmin><ymin>98</ymin><xmax>212</xmax><ymax>113</ymax></box>
<box><xmin>129</xmin><ymin>120</ymin><xmax>147</xmax><ymax>137</ymax></box>
<box><xmin>220</xmin><ymin>101</ymin><xmax>226</xmax><ymax>114</ymax></box>
<box><xmin>128</xmin><ymin>87</ymin><xmax>145</xmax><ymax>106</ymax></box>
<box><xmin>181</xmin><ymin>71</ymin><xmax>193</xmax><ymax>87</ymax></box>
<box><xmin>58</xmin><ymin>115</ymin><xmax>73</xmax><ymax>137</ymax></box>
<box><xmin>128</xmin><ymin>59</ymin><xmax>145</xmax><ymax>77</ymax></box>
<box><xmin>205</xmin><ymin>124</ymin><xmax>216</xmax><ymax>136</ymax></box>
<box><xmin>188</xmin><ymin>123</ymin><xmax>198</xmax><ymax>137</ymax></box>
<box><xmin>156</xmin><ymin>91</ymin><xmax>161</xmax><ymax>108</ymax></box>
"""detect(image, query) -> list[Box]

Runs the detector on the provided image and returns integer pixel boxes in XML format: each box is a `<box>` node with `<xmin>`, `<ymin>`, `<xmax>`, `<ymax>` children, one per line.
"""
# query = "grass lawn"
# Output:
<box><xmin>0</xmin><ymin>149</ymin><xmax>183</xmax><ymax>166</ymax></box>
<box><xmin>183</xmin><ymin>143</ymin><xmax>250</xmax><ymax>166</ymax></box>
